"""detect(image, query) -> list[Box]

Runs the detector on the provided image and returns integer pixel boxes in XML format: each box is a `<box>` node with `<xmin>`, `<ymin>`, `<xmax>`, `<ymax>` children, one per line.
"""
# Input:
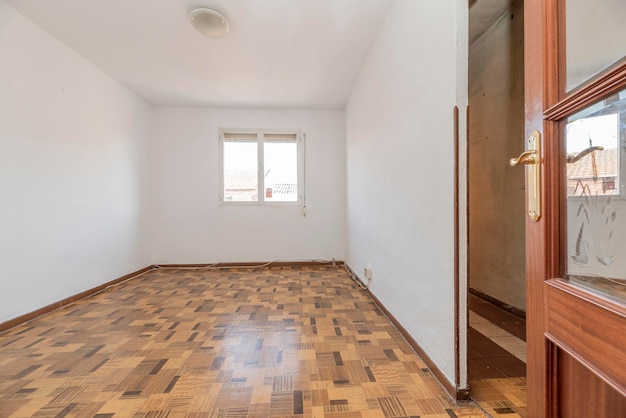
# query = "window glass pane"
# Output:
<box><xmin>264</xmin><ymin>141</ymin><xmax>298</xmax><ymax>202</ymax></box>
<box><xmin>566</xmin><ymin>113</ymin><xmax>620</xmax><ymax>197</ymax></box>
<box><xmin>565</xmin><ymin>88</ymin><xmax>626</xmax><ymax>303</ymax></box>
<box><xmin>566</xmin><ymin>0</ymin><xmax>626</xmax><ymax>91</ymax></box>
<box><xmin>223</xmin><ymin>141</ymin><xmax>258</xmax><ymax>202</ymax></box>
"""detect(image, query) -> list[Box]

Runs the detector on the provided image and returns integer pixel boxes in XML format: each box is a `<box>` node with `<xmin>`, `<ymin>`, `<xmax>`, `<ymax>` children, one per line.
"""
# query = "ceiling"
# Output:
<box><xmin>5</xmin><ymin>0</ymin><xmax>393</xmax><ymax>108</ymax></box>
<box><xmin>5</xmin><ymin>0</ymin><xmax>520</xmax><ymax>109</ymax></box>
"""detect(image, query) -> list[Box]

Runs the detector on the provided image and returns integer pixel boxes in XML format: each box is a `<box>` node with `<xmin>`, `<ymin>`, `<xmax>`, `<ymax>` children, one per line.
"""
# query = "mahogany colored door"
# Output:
<box><xmin>523</xmin><ymin>0</ymin><xmax>626</xmax><ymax>416</ymax></box>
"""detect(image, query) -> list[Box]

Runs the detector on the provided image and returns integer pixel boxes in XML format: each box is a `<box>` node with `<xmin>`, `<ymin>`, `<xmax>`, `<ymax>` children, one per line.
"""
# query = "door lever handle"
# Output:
<box><xmin>510</xmin><ymin>149</ymin><xmax>538</xmax><ymax>166</ymax></box>
<box><xmin>509</xmin><ymin>130</ymin><xmax>541</xmax><ymax>222</ymax></box>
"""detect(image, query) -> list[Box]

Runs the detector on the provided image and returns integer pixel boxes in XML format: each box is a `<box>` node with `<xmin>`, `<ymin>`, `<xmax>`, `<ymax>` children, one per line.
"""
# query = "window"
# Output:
<box><xmin>566</xmin><ymin>107</ymin><xmax>624</xmax><ymax>198</ymax></box>
<box><xmin>220</xmin><ymin>129</ymin><xmax>303</xmax><ymax>203</ymax></box>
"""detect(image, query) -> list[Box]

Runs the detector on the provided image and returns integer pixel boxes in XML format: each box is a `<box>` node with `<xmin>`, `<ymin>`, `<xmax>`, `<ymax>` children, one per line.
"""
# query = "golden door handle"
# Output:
<box><xmin>510</xmin><ymin>150</ymin><xmax>538</xmax><ymax>166</ymax></box>
<box><xmin>510</xmin><ymin>130</ymin><xmax>541</xmax><ymax>222</ymax></box>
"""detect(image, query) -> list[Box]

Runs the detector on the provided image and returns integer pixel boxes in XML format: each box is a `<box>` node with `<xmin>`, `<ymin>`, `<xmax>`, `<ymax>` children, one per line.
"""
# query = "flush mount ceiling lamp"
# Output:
<box><xmin>190</xmin><ymin>8</ymin><xmax>230</xmax><ymax>38</ymax></box>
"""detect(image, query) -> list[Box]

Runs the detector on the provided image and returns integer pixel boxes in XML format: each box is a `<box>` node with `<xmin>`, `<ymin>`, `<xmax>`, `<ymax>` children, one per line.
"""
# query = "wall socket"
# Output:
<box><xmin>364</xmin><ymin>268</ymin><xmax>373</xmax><ymax>280</ymax></box>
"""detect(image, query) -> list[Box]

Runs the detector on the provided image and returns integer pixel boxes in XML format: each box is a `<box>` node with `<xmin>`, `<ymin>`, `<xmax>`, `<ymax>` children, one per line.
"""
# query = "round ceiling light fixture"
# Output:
<box><xmin>189</xmin><ymin>8</ymin><xmax>230</xmax><ymax>39</ymax></box>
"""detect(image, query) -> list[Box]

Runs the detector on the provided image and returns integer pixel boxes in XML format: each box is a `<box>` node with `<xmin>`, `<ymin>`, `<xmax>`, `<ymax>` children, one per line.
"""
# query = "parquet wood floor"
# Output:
<box><xmin>468</xmin><ymin>295</ymin><xmax>527</xmax><ymax>417</ymax></box>
<box><xmin>0</xmin><ymin>266</ymin><xmax>486</xmax><ymax>417</ymax></box>
<box><xmin>469</xmin><ymin>378</ymin><xmax>526</xmax><ymax>418</ymax></box>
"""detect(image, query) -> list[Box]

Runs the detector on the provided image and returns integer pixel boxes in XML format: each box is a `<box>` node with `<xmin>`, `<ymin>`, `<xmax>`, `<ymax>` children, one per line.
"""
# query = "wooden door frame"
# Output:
<box><xmin>524</xmin><ymin>1</ymin><xmax>551</xmax><ymax>414</ymax></box>
<box><xmin>525</xmin><ymin>0</ymin><xmax>626</xmax><ymax>416</ymax></box>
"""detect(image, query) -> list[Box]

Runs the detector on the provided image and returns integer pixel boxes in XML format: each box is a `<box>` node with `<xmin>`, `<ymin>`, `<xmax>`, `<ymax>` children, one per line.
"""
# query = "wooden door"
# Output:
<box><xmin>524</xmin><ymin>0</ymin><xmax>626</xmax><ymax>416</ymax></box>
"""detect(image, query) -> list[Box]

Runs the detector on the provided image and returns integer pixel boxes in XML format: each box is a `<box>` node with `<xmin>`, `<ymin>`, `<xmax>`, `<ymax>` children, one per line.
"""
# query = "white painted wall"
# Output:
<box><xmin>346</xmin><ymin>0</ymin><xmax>468</xmax><ymax>388</ymax></box>
<box><xmin>151</xmin><ymin>108</ymin><xmax>345</xmax><ymax>263</ymax></box>
<box><xmin>0</xmin><ymin>2</ymin><xmax>153</xmax><ymax>323</ymax></box>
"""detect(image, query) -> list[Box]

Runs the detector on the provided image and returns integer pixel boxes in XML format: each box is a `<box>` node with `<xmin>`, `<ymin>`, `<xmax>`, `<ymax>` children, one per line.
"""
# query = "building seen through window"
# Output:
<box><xmin>221</xmin><ymin>131</ymin><xmax>301</xmax><ymax>203</ymax></box>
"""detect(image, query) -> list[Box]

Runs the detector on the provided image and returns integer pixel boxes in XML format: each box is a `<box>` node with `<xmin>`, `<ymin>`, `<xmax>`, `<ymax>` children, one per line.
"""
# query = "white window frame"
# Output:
<box><xmin>219</xmin><ymin>128</ymin><xmax>305</xmax><ymax>205</ymax></box>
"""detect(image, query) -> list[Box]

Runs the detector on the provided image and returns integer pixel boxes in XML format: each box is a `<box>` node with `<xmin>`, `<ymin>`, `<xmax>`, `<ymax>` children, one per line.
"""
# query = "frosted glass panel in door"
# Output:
<box><xmin>565</xmin><ymin>88</ymin><xmax>626</xmax><ymax>302</ymax></box>
<box><xmin>566</xmin><ymin>0</ymin><xmax>626</xmax><ymax>91</ymax></box>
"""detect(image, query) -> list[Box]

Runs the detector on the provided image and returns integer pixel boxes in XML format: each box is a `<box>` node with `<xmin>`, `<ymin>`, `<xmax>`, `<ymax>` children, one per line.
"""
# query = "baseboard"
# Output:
<box><xmin>156</xmin><ymin>260</ymin><xmax>345</xmax><ymax>268</ymax></box>
<box><xmin>0</xmin><ymin>265</ymin><xmax>156</xmax><ymax>333</ymax></box>
<box><xmin>469</xmin><ymin>287</ymin><xmax>526</xmax><ymax>319</ymax></box>
<box><xmin>2</xmin><ymin>261</ymin><xmax>467</xmax><ymax>400</ymax></box>
<box><xmin>0</xmin><ymin>262</ymin><xmax>344</xmax><ymax>333</ymax></box>
<box><xmin>365</xmin><ymin>287</ymin><xmax>469</xmax><ymax>401</ymax></box>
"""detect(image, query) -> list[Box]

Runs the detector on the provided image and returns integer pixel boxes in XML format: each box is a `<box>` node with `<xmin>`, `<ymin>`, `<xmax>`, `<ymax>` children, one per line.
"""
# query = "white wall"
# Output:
<box><xmin>346</xmin><ymin>0</ymin><xmax>468</xmax><ymax>388</ymax></box>
<box><xmin>151</xmin><ymin>108</ymin><xmax>345</xmax><ymax>263</ymax></box>
<box><xmin>0</xmin><ymin>2</ymin><xmax>153</xmax><ymax>323</ymax></box>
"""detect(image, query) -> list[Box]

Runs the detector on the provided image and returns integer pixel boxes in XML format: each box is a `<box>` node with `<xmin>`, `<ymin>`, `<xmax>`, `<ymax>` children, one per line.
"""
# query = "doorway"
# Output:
<box><xmin>467</xmin><ymin>0</ymin><xmax>527</xmax><ymax>412</ymax></box>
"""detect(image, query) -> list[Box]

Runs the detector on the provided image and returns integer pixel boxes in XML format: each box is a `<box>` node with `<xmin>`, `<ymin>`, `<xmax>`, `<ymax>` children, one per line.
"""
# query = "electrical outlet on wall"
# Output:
<box><xmin>364</xmin><ymin>268</ymin><xmax>373</xmax><ymax>280</ymax></box>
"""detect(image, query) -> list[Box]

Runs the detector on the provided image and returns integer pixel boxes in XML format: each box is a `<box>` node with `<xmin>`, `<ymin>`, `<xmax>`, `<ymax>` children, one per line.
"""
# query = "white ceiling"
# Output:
<box><xmin>5</xmin><ymin>0</ymin><xmax>393</xmax><ymax>108</ymax></box>
<box><xmin>6</xmin><ymin>0</ymin><xmax>521</xmax><ymax>109</ymax></box>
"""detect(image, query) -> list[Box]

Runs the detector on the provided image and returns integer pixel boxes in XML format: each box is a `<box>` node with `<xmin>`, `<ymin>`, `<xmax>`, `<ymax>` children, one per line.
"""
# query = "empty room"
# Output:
<box><xmin>1</xmin><ymin>0</ymin><xmax>624</xmax><ymax>417</ymax></box>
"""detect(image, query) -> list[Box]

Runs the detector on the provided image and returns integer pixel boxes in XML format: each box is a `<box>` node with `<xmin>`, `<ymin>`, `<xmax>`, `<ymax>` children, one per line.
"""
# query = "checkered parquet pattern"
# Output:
<box><xmin>469</xmin><ymin>378</ymin><xmax>526</xmax><ymax>417</ymax></box>
<box><xmin>0</xmin><ymin>266</ymin><xmax>486</xmax><ymax>417</ymax></box>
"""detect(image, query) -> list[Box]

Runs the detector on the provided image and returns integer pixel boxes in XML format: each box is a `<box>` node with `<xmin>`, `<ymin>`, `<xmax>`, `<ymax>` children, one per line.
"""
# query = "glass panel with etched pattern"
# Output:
<box><xmin>565</xmin><ymin>88</ymin><xmax>626</xmax><ymax>302</ymax></box>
